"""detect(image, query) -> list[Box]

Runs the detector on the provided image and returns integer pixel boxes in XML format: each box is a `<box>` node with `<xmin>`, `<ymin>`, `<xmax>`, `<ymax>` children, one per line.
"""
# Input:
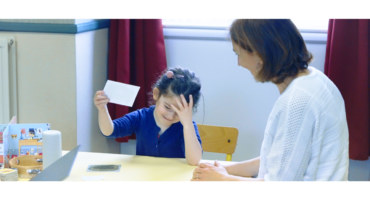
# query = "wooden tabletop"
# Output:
<box><xmin>18</xmin><ymin>151</ymin><xmax>236</xmax><ymax>181</ymax></box>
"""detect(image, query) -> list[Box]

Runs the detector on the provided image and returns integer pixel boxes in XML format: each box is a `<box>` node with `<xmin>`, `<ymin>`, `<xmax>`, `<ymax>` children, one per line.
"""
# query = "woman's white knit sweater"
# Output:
<box><xmin>258</xmin><ymin>67</ymin><xmax>349</xmax><ymax>181</ymax></box>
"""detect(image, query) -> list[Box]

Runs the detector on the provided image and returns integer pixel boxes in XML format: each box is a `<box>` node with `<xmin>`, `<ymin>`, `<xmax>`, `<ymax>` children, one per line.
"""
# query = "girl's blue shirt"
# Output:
<box><xmin>103</xmin><ymin>105</ymin><xmax>202</xmax><ymax>158</ymax></box>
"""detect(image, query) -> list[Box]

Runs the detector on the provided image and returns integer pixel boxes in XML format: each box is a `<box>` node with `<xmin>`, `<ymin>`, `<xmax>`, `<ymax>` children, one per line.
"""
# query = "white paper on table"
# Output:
<box><xmin>103</xmin><ymin>80</ymin><xmax>140</xmax><ymax>107</ymax></box>
<box><xmin>81</xmin><ymin>176</ymin><xmax>105</xmax><ymax>181</ymax></box>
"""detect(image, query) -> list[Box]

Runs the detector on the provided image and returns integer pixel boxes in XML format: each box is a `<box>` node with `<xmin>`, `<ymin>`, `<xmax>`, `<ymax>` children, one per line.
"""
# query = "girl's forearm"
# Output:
<box><xmin>183</xmin><ymin>125</ymin><xmax>202</xmax><ymax>166</ymax></box>
<box><xmin>98</xmin><ymin>106</ymin><xmax>114</xmax><ymax>136</ymax></box>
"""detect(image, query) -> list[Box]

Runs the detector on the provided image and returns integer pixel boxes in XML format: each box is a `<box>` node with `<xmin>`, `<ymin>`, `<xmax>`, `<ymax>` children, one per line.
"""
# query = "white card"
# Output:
<box><xmin>103</xmin><ymin>80</ymin><xmax>140</xmax><ymax>107</ymax></box>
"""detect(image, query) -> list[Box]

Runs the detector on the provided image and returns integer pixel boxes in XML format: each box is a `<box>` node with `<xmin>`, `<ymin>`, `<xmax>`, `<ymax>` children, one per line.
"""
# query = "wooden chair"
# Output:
<box><xmin>197</xmin><ymin>124</ymin><xmax>239</xmax><ymax>161</ymax></box>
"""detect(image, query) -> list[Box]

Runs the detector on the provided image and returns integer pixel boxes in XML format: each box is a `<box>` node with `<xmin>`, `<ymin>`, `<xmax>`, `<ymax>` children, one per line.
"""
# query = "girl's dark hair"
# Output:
<box><xmin>229</xmin><ymin>19</ymin><xmax>313</xmax><ymax>84</ymax></box>
<box><xmin>151</xmin><ymin>67</ymin><xmax>202</xmax><ymax>111</ymax></box>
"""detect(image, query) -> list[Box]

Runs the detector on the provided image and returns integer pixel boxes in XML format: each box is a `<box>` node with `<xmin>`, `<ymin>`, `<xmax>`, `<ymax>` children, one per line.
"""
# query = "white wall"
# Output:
<box><xmin>76</xmin><ymin>28</ymin><xmax>120</xmax><ymax>153</ymax></box>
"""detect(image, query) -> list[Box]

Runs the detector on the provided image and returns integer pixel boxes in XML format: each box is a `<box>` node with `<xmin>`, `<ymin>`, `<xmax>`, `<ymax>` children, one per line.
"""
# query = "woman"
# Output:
<box><xmin>191</xmin><ymin>19</ymin><xmax>349</xmax><ymax>181</ymax></box>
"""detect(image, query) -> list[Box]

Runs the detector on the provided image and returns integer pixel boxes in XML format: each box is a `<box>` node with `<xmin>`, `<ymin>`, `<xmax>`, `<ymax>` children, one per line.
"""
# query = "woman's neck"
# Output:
<box><xmin>275</xmin><ymin>69</ymin><xmax>310</xmax><ymax>94</ymax></box>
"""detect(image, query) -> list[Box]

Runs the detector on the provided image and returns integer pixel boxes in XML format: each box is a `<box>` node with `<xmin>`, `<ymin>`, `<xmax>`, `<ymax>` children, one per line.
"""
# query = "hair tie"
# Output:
<box><xmin>166</xmin><ymin>71</ymin><xmax>174</xmax><ymax>78</ymax></box>
<box><xmin>166</xmin><ymin>71</ymin><xmax>185</xmax><ymax>79</ymax></box>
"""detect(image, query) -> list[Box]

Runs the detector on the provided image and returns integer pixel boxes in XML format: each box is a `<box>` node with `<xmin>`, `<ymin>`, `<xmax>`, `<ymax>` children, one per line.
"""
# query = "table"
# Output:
<box><xmin>19</xmin><ymin>151</ymin><xmax>236</xmax><ymax>181</ymax></box>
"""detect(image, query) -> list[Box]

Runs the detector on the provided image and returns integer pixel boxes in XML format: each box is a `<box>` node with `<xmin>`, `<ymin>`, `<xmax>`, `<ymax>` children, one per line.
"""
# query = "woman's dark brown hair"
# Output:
<box><xmin>229</xmin><ymin>19</ymin><xmax>313</xmax><ymax>84</ymax></box>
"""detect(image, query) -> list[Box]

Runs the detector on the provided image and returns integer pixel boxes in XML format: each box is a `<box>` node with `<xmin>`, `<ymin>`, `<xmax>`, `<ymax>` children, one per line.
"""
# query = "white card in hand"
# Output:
<box><xmin>103</xmin><ymin>80</ymin><xmax>140</xmax><ymax>107</ymax></box>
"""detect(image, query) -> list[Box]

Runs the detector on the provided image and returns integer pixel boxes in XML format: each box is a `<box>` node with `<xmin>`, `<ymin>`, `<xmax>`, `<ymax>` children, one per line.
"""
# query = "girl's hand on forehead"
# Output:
<box><xmin>94</xmin><ymin>90</ymin><xmax>110</xmax><ymax>111</ymax></box>
<box><xmin>170</xmin><ymin>94</ymin><xmax>193</xmax><ymax>128</ymax></box>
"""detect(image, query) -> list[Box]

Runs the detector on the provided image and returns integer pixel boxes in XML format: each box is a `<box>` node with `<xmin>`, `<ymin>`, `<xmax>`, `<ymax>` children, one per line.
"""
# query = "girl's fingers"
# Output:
<box><xmin>95</xmin><ymin>98</ymin><xmax>110</xmax><ymax>104</ymax></box>
<box><xmin>95</xmin><ymin>91</ymin><xmax>105</xmax><ymax>98</ymax></box>
<box><xmin>180</xmin><ymin>94</ymin><xmax>188</xmax><ymax>107</ymax></box>
<box><xmin>96</xmin><ymin>97</ymin><xmax>108</xmax><ymax>101</ymax></box>
<box><xmin>175</xmin><ymin>96</ymin><xmax>184</xmax><ymax>110</ymax></box>
<box><xmin>96</xmin><ymin>100</ymin><xmax>109</xmax><ymax>105</ymax></box>
<box><xmin>96</xmin><ymin>95</ymin><xmax>108</xmax><ymax>100</ymax></box>
<box><xmin>170</xmin><ymin>104</ymin><xmax>180</xmax><ymax>114</ymax></box>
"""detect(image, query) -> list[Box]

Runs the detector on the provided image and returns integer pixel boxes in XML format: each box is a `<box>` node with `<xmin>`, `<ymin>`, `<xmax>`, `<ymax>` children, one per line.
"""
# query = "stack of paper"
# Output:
<box><xmin>0</xmin><ymin>168</ymin><xmax>18</xmax><ymax>181</ymax></box>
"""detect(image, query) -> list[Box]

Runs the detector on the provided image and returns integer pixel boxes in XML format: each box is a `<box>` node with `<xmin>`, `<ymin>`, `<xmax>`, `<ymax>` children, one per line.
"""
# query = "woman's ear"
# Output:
<box><xmin>256</xmin><ymin>55</ymin><xmax>263</xmax><ymax>72</ymax></box>
<box><xmin>256</xmin><ymin>54</ymin><xmax>263</xmax><ymax>66</ymax></box>
<box><xmin>153</xmin><ymin>87</ymin><xmax>160</xmax><ymax>100</ymax></box>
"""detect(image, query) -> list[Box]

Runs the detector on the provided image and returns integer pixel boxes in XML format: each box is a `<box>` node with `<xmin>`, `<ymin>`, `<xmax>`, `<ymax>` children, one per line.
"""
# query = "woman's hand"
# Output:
<box><xmin>191</xmin><ymin>160</ymin><xmax>231</xmax><ymax>181</ymax></box>
<box><xmin>170</xmin><ymin>94</ymin><xmax>193</xmax><ymax>128</ymax></box>
<box><xmin>94</xmin><ymin>90</ymin><xmax>110</xmax><ymax>111</ymax></box>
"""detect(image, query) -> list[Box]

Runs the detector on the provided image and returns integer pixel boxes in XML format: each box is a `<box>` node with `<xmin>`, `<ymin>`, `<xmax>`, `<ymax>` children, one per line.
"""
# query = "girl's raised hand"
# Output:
<box><xmin>94</xmin><ymin>90</ymin><xmax>110</xmax><ymax>111</ymax></box>
<box><xmin>170</xmin><ymin>94</ymin><xmax>193</xmax><ymax>128</ymax></box>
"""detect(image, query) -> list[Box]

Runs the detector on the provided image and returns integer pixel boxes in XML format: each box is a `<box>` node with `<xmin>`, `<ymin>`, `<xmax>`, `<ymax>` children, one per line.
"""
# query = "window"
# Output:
<box><xmin>162</xmin><ymin>19</ymin><xmax>235</xmax><ymax>29</ymax></box>
<box><xmin>162</xmin><ymin>19</ymin><xmax>329</xmax><ymax>43</ymax></box>
<box><xmin>290</xmin><ymin>19</ymin><xmax>329</xmax><ymax>32</ymax></box>
<box><xmin>162</xmin><ymin>19</ymin><xmax>329</xmax><ymax>32</ymax></box>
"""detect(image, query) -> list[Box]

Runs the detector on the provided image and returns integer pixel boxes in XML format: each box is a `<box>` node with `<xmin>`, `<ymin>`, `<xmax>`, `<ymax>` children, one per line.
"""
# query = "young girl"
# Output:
<box><xmin>94</xmin><ymin>67</ymin><xmax>203</xmax><ymax>166</ymax></box>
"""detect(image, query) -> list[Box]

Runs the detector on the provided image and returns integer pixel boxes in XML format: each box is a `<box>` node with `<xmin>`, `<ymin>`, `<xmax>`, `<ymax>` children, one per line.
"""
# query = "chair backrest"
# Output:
<box><xmin>197</xmin><ymin>124</ymin><xmax>239</xmax><ymax>161</ymax></box>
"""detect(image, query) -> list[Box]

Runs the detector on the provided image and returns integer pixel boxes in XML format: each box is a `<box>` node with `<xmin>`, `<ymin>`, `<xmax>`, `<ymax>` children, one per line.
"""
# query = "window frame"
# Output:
<box><xmin>162</xmin><ymin>19</ymin><xmax>328</xmax><ymax>43</ymax></box>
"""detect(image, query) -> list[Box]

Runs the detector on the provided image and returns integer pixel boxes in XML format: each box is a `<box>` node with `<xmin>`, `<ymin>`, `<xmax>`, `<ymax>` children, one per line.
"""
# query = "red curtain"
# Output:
<box><xmin>108</xmin><ymin>19</ymin><xmax>167</xmax><ymax>143</ymax></box>
<box><xmin>324</xmin><ymin>19</ymin><xmax>370</xmax><ymax>160</ymax></box>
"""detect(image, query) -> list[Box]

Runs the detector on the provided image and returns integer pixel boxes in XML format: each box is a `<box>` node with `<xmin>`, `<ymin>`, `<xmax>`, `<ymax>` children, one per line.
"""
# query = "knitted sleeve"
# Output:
<box><xmin>264</xmin><ymin>89</ymin><xmax>315</xmax><ymax>181</ymax></box>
